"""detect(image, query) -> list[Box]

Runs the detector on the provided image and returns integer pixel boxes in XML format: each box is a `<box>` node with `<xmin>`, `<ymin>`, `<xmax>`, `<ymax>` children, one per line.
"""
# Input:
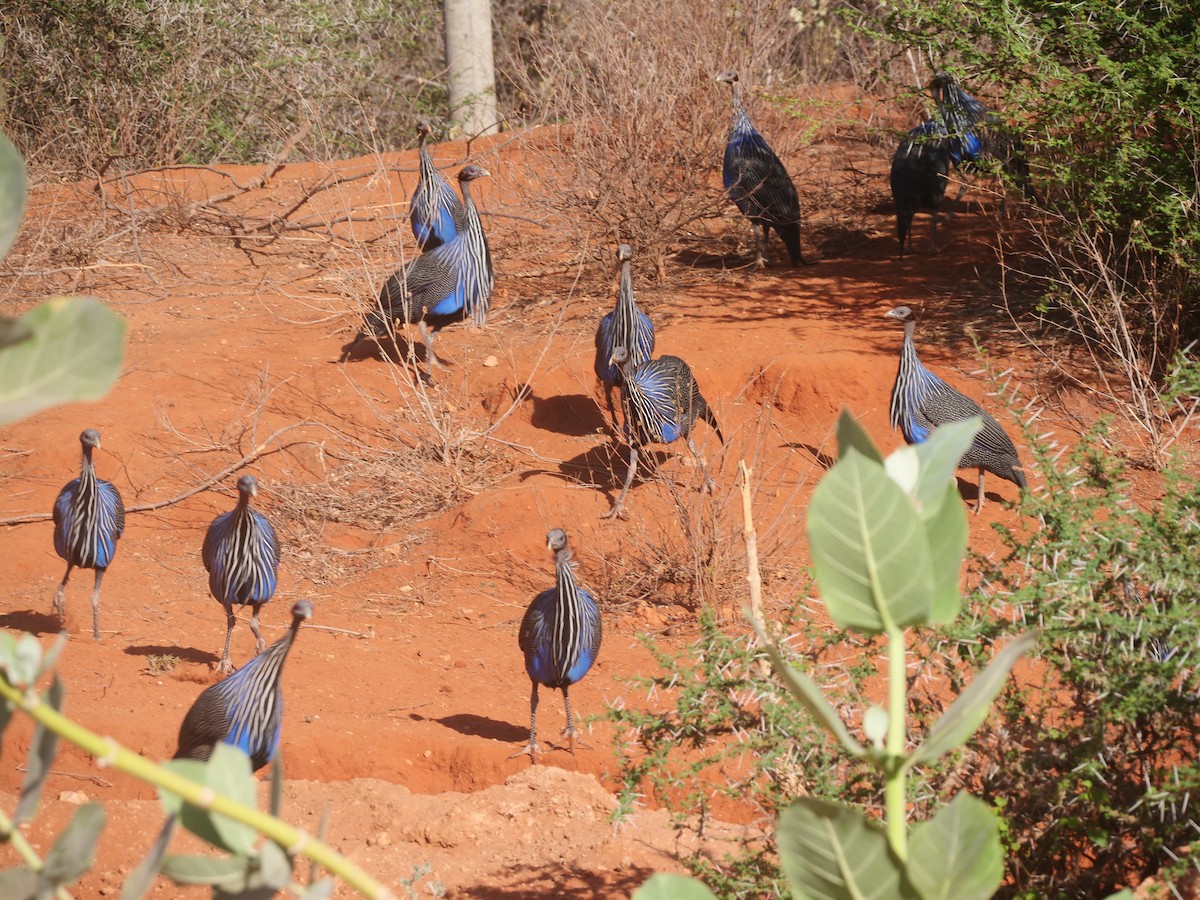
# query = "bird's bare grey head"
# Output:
<box><xmin>291</xmin><ymin>600</ymin><xmax>314</xmax><ymax>622</ymax></box>
<box><xmin>885</xmin><ymin>305</ymin><xmax>915</xmax><ymax>322</ymax></box>
<box><xmin>80</xmin><ymin>429</ymin><xmax>101</xmax><ymax>450</ymax></box>
<box><xmin>546</xmin><ymin>528</ymin><xmax>568</xmax><ymax>554</ymax></box>
<box><xmin>715</xmin><ymin>70</ymin><xmax>739</xmax><ymax>85</ymax></box>
<box><xmin>458</xmin><ymin>164</ymin><xmax>490</xmax><ymax>182</ymax></box>
<box><xmin>609</xmin><ymin>346</ymin><xmax>630</xmax><ymax>367</ymax></box>
<box><xmin>617</xmin><ymin>243</ymin><xmax>633</xmax><ymax>263</ymax></box>
<box><xmin>237</xmin><ymin>474</ymin><xmax>259</xmax><ymax>498</ymax></box>
<box><xmin>416</xmin><ymin>119</ymin><xmax>432</xmax><ymax>138</ymax></box>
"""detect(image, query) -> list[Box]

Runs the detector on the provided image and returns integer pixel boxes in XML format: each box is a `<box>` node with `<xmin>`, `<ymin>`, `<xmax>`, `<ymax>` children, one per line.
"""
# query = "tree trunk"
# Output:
<box><xmin>442</xmin><ymin>0</ymin><xmax>499</xmax><ymax>137</ymax></box>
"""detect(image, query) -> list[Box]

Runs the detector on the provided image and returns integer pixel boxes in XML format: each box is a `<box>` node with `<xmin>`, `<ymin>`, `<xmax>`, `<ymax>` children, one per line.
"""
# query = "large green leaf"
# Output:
<box><xmin>908</xmin><ymin>793</ymin><xmax>1004</xmax><ymax>900</ymax></box>
<box><xmin>807</xmin><ymin>449</ymin><xmax>932</xmax><ymax>633</ymax></box>
<box><xmin>0</xmin><ymin>134</ymin><xmax>27</xmax><ymax>262</ymax></box>
<box><xmin>835</xmin><ymin>409</ymin><xmax>885</xmax><ymax>464</ymax></box>
<box><xmin>778</xmin><ymin>798</ymin><xmax>918</xmax><ymax>899</ymax></box>
<box><xmin>159</xmin><ymin>855</ymin><xmax>249</xmax><ymax>888</ymax></box>
<box><xmin>907</xmin><ymin>418</ymin><xmax>982</xmax><ymax>520</ymax></box>
<box><xmin>16</xmin><ymin>677</ymin><xmax>64</xmax><ymax>824</ymax></box>
<box><xmin>0</xmin><ymin>297</ymin><xmax>126</xmax><ymax>425</ymax></box>
<box><xmin>633</xmin><ymin>873</ymin><xmax>719</xmax><ymax>900</ymax></box>
<box><xmin>42</xmin><ymin>802</ymin><xmax>106</xmax><ymax>886</ymax></box>
<box><xmin>159</xmin><ymin>746</ymin><xmax>258</xmax><ymax>856</ymax></box>
<box><xmin>924</xmin><ymin>481</ymin><xmax>969</xmax><ymax>625</ymax></box>
<box><xmin>199</xmin><ymin>744</ymin><xmax>258</xmax><ymax>856</ymax></box>
<box><xmin>752</xmin><ymin>617</ymin><xmax>865</xmax><ymax>758</ymax></box>
<box><xmin>909</xmin><ymin>632</ymin><xmax>1037</xmax><ymax>767</ymax></box>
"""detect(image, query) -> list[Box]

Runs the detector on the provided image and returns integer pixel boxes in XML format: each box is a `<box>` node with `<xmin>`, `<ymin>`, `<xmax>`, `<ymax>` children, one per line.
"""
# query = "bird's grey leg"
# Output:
<box><xmin>508</xmin><ymin>682</ymin><xmax>542</xmax><ymax>762</ymax></box>
<box><xmin>752</xmin><ymin>222</ymin><xmax>767</xmax><ymax>269</ymax></box>
<box><xmin>90</xmin><ymin>567</ymin><xmax>107</xmax><ymax>641</ymax></box>
<box><xmin>603</xmin><ymin>385</ymin><xmax>621</xmax><ymax>438</ymax></box>
<box><xmin>945</xmin><ymin>179</ymin><xmax>968</xmax><ymax>220</ymax></box>
<box><xmin>559</xmin><ymin>685</ymin><xmax>591</xmax><ymax>753</ymax></box>
<box><xmin>929</xmin><ymin>211</ymin><xmax>939</xmax><ymax>256</ymax></box>
<box><xmin>417</xmin><ymin>321</ymin><xmax>441</xmax><ymax>369</ymax></box>
<box><xmin>687</xmin><ymin>437</ymin><xmax>717</xmax><ymax>494</ymax></box>
<box><xmin>218</xmin><ymin>600</ymin><xmax>236</xmax><ymax>674</ymax></box>
<box><xmin>249</xmin><ymin>602</ymin><xmax>267</xmax><ymax>656</ymax></box>
<box><xmin>601</xmin><ymin>444</ymin><xmax>639</xmax><ymax>519</ymax></box>
<box><xmin>52</xmin><ymin>563</ymin><xmax>74</xmax><ymax>623</ymax></box>
<box><xmin>974</xmin><ymin>466</ymin><xmax>986</xmax><ymax>515</ymax></box>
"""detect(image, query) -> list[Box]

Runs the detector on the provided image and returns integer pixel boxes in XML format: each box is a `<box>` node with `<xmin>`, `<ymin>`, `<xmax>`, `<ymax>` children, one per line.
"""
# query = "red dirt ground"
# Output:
<box><xmin>0</xmin><ymin>95</ymin><xmax>1124</xmax><ymax>897</ymax></box>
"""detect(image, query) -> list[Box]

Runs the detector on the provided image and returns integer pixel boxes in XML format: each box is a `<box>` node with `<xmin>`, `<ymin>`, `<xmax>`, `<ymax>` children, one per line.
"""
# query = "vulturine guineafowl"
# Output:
<box><xmin>929</xmin><ymin>72</ymin><xmax>1033</xmax><ymax>208</ymax></box>
<box><xmin>715</xmin><ymin>70</ymin><xmax>806</xmax><ymax>268</ymax></box>
<box><xmin>203</xmin><ymin>474</ymin><xmax>280</xmax><ymax>674</ymax></box>
<box><xmin>885</xmin><ymin>305</ymin><xmax>1026</xmax><ymax>513</ymax></box>
<box><xmin>890</xmin><ymin>119</ymin><xmax>953</xmax><ymax>256</ymax></box>
<box><xmin>602</xmin><ymin>346</ymin><xmax>724</xmax><ymax>519</ymax></box>
<box><xmin>410</xmin><ymin>120</ymin><xmax>463</xmax><ymax>252</ymax></box>
<box><xmin>175</xmin><ymin>599</ymin><xmax>312</xmax><ymax>772</ymax></box>
<box><xmin>511</xmin><ymin>530</ymin><xmax>602</xmax><ymax>764</ymax></box>
<box><xmin>594</xmin><ymin>244</ymin><xmax>655</xmax><ymax>434</ymax></box>
<box><xmin>371</xmin><ymin>164</ymin><xmax>493</xmax><ymax>383</ymax></box>
<box><xmin>52</xmin><ymin>429</ymin><xmax>125</xmax><ymax>640</ymax></box>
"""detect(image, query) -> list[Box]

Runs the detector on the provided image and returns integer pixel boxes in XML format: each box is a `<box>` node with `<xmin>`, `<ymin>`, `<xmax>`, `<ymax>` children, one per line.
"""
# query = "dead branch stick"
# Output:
<box><xmin>15</xmin><ymin>766</ymin><xmax>113</xmax><ymax>788</ymax></box>
<box><xmin>740</xmin><ymin>460</ymin><xmax>764</xmax><ymax>626</ymax></box>
<box><xmin>302</xmin><ymin>623</ymin><xmax>374</xmax><ymax>639</ymax></box>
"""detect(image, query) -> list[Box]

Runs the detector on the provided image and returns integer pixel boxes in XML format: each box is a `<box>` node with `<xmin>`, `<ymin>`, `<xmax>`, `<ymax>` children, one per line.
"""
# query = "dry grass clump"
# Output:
<box><xmin>502</xmin><ymin>0</ymin><xmax>815</xmax><ymax>272</ymax></box>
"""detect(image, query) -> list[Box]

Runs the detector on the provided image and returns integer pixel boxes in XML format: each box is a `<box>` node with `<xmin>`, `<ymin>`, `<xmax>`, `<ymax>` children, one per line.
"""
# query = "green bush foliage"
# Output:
<box><xmin>942</xmin><ymin>423</ymin><xmax>1200</xmax><ymax>897</ymax></box>
<box><xmin>864</xmin><ymin>0</ymin><xmax>1200</xmax><ymax>378</ymax></box>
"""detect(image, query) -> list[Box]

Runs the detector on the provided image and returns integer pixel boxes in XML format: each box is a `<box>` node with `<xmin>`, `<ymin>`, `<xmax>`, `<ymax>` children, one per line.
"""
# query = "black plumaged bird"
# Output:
<box><xmin>372</xmin><ymin>164</ymin><xmax>493</xmax><ymax>382</ymax></box>
<box><xmin>511</xmin><ymin>530</ymin><xmax>602</xmax><ymax>764</ymax></box>
<box><xmin>175</xmin><ymin>599</ymin><xmax>312</xmax><ymax>772</ymax></box>
<box><xmin>52</xmin><ymin>429</ymin><xmax>125</xmax><ymax>640</ymax></box>
<box><xmin>203</xmin><ymin>474</ymin><xmax>280</xmax><ymax>674</ymax></box>
<box><xmin>594</xmin><ymin>244</ymin><xmax>655</xmax><ymax>433</ymax></box>
<box><xmin>885</xmin><ymin>305</ymin><xmax>1026</xmax><ymax>513</ymax></box>
<box><xmin>715</xmin><ymin>70</ymin><xmax>805</xmax><ymax>268</ymax></box>
<box><xmin>602</xmin><ymin>346</ymin><xmax>724</xmax><ymax>519</ymax></box>
<box><xmin>890</xmin><ymin>119</ymin><xmax>952</xmax><ymax>257</ymax></box>
<box><xmin>929</xmin><ymin>72</ymin><xmax>1033</xmax><ymax>205</ymax></box>
<box><xmin>409</xmin><ymin>120</ymin><xmax>463</xmax><ymax>252</ymax></box>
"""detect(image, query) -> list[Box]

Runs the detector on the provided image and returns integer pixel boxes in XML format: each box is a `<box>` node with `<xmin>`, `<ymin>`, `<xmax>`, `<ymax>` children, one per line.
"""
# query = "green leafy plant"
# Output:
<box><xmin>633</xmin><ymin>411</ymin><xmax>1035</xmax><ymax>899</ymax></box>
<box><xmin>0</xmin><ymin>132</ymin><xmax>125</xmax><ymax>425</ymax></box>
<box><xmin>938</xmin><ymin>420</ymin><xmax>1200</xmax><ymax>897</ymax></box>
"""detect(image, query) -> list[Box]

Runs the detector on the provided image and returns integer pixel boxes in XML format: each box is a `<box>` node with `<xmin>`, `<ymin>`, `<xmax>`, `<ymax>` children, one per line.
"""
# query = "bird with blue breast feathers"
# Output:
<box><xmin>410</xmin><ymin>120</ymin><xmax>464</xmax><ymax>252</ymax></box>
<box><xmin>929</xmin><ymin>72</ymin><xmax>1033</xmax><ymax>208</ymax></box>
<box><xmin>370</xmin><ymin>164</ymin><xmax>493</xmax><ymax>383</ymax></box>
<box><xmin>890</xmin><ymin>118</ymin><xmax>953</xmax><ymax>256</ymax></box>
<box><xmin>715</xmin><ymin>70</ymin><xmax>806</xmax><ymax>269</ymax></box>
<box><xmin>203</xmin><ymin>473</ymin><xmax>280</xmax><ymax>674</ymax></box>
<box><xmin>175</xmin><ymin>599</ymin><xmax>312</xmax><ymax>772</ymax></box>
<box><xmin>594</xmin><ymin>243</ymin><xmax>655</xmax><ymax>434</ymax></box>
<box><xmin>52</xmin><ymin>428</ymin><xmax>125</xmax><ymax>640</ymax></box>
<box><xmin>885</xmin><ymin>305</ymin><xmax>1026</xmax><ymax>513</ymax></box>
<box><xmin>602</xmin><ymin>346</ymin><xmax>724</xmax><ymax>520</ymax></box>
<box><xmin>511</xmin><ymin>529</ymin><xmax>602</xmax><ymax>764</ymax></box>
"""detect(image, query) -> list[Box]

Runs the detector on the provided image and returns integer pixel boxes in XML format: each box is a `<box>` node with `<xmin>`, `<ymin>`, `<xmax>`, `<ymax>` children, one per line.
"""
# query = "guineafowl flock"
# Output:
<box><xmin>19</xmin><ymin>67</ymin><xmax>1032</xmax><ymax>791</ymax></box>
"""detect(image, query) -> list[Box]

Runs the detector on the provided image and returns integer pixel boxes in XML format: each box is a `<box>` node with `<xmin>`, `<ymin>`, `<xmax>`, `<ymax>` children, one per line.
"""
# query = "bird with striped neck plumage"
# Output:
<box><xmin>372</xmin><ymin>164</ymin><xmax>494</xmax><ymax>382</ymax></box>
<box><xmin>409</xmin><ymin>120</ymin><xmax>463</xmax><ymax>251</ymax></box>
<box><xmin>602</xmin><ymin>346</ymin><xmax>724</xmax><ymax>519</ymax></box>
<box><xmin>885</xmin><ymin>305</ymin><xmax>1026</xmax><ymax>512</ymax></box>
<box><xmin>594</xmin><ymin>243</ymin><xmax>655</xmax><ymax>434</ymax></box>
<box><xmin>203</xmin><ymin>474</ymin><xmax>280</xmax><ymax>674</ymax></box>
<box><xmin>52</xmin><ymin>429</ymin><xmax>125</xmax><ymax>639</ymax></box>
<box><xmin>175</xmin><ymin>599</ymin><xmax>312</xmax><ymax>771</ymax></box>
<box><xmin>715</xmin><ymin>69</ymin><xmax>805</xmax><ymax>269</ymax></box>
<box><xmin>511</xmin><ymin>529</ymin><xmax>602</xmax><ymax>764</ymax></box>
